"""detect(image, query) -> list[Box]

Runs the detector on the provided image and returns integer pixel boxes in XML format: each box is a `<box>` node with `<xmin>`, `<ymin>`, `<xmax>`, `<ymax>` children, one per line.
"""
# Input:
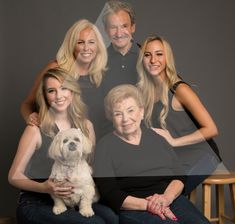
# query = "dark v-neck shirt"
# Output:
<box><xmin>94</xmin><ymin>126</ymin><xmax>185</xmax><ymax>213</ymax></box>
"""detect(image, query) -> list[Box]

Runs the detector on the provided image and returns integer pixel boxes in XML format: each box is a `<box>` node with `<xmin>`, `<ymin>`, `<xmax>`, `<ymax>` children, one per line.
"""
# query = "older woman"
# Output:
<box><xmin>94</xmin><ymin>84</ymin><xmax>210</xmax><ymax>224</ymax></box>
<box><xmin>137</xmin><ymin>35</ymin><xmax>222</xmax><ymax>194</ymax></box>
<box><xmin>21</xmin><ymin>19</ymin><xmax>107</xmax><ymax>140</ymax></box>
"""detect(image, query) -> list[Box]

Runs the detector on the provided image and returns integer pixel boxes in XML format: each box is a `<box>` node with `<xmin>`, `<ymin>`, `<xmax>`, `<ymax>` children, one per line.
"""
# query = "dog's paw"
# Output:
<box><xmin>79</xmin><ymin>207</ymin><xmax>94</xmax><ymax>217</ymax></box>
<box><xmin>53</xmin><ymin>205</ymin><xmax>67</xmax><ymax>215</ymax></box>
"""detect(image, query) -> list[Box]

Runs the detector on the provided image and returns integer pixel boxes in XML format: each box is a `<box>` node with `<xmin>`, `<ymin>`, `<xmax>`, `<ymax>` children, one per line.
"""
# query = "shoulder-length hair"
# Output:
<box><xmin>56</xmin><ymin>19</ymin><xmax>107</xmax><ymax>87</ymax></box>
<box><xmin>36</xmin><ymin>67</ymin><xmax>89</xmax><ymax>138</ymax></box>
<box><xmin>137</xmin><ymin>35</ymin><xmax>179</xmax><ymax>129</ymax></box>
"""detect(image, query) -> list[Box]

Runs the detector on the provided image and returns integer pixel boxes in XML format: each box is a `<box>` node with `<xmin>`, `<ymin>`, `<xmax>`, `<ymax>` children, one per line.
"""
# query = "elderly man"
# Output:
<box><xmin>101</xmin><ymin>0</ymin><xmax>140</xmax><ymax>96</ymax></box>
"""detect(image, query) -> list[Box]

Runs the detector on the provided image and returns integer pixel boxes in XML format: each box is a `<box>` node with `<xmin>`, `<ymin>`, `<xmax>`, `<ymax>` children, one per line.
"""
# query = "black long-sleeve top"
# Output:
<box><xmin>94</xmin><ymin>126</ymin><xmax>185</xmax><ymax>213</ymax></box>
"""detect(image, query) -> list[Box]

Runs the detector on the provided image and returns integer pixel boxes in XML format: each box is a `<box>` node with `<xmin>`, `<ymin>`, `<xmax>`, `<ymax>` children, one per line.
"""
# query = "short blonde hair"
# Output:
<box><xmin>56</xmin><ymin>19</ymin><xmax>107</xmax><ymax>87</ymax></box>
<box><xmin>104</xmin><ymin>84</ymin><xmax>144</xmax><ymax>120</ymax></box>
<box><xmin>36</xmin><ymin>67</ymin><xmax>89</xmax><ymax>138</ymax></box>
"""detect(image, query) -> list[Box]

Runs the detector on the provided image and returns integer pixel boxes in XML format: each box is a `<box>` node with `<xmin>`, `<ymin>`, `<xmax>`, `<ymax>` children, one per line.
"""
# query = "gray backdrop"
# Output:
<box><xmin>1</xmin><ymin>0</ymin><xmax>235</xmax><ymax>218</ymax></box>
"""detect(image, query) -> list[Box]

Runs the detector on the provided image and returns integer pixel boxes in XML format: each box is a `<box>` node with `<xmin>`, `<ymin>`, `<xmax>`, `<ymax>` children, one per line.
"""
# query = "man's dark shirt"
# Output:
<box><xmin>100</xmin><ymin>42</ymin><xmax>140</xmax><ymax>137</ymax></box>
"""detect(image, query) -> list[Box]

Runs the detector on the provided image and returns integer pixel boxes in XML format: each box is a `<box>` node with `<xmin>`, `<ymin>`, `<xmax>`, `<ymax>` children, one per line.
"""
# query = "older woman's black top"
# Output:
<box><xmin>94</xmin><ymin>126</ymin><xmax>185</xmax><ymax>213</ymax></box>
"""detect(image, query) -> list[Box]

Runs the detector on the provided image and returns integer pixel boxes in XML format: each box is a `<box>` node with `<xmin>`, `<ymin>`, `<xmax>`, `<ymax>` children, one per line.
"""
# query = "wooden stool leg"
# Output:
<box><xmin>203</xmin><ymin>183</ymin><xmax>212</xmax><ymax>221</ymax></box>
<box><xmin>189</xmin><ymin>188</ymin><xmax>197</xmax><ymax>204</ymax></box>
<box><xmin>229</xmin><ymin>184</ymin><xmax>235</xmax><ymax>220</ymax></box>
<box><xmin>216</xmin><ymin>185</ymin><xmax>224</xmax><ymax>224</ymax></box>
<box><xmin>220</xmin><ymin>183</ymin><xmax>235</xmax><ymax>223</ymax></box>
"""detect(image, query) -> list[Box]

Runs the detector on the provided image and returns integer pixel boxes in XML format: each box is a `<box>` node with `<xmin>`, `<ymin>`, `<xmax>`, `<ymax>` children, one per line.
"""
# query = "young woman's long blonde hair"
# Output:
<box><xmin>137</xmin><ymin>35</ymin><xmax>179</xmax><ymax>129</ymax></box>
<box><xmin>36</xmin><ymin>67</ymin><xmax>89</xmax><ymax>138</ymax></box>
<box><xmin>56</xmin><ymin>19</ymin><xmax>107</xmax><ymax>87</ymax></box>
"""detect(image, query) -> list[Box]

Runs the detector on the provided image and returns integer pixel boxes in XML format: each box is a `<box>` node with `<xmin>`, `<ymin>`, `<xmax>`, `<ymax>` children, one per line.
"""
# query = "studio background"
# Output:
<box><xmin>1</xmin><ymin>0</ymin><xmax>235</xmax><ymax>218</ymax></box>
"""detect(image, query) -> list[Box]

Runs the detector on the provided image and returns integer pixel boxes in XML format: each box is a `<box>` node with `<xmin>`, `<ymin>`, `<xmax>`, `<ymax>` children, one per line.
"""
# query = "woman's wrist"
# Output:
<box><xmin>163</xmin><ymin>192</ymin><xmax>175</xmax><ymax>204</ymax></box>
<box><xmin>122</xmin><ymin>197</ymin><xmax>148</xmax><ymax>211</ymax></box>
<box><xmin>141</xmin><ymin>198</ymin><xmax>148</xmax><ymax>210</ymax></box>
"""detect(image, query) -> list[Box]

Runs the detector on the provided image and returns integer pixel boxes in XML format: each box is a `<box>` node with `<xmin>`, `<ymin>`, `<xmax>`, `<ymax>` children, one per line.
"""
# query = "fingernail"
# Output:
<box><xmin>173</xmin><ymin>217</ymin><xmax>178</xmax><ymax>221</ymax></box>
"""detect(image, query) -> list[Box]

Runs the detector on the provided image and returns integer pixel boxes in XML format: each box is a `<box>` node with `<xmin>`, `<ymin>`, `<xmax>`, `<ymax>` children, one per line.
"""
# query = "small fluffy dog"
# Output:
<box><xmin>48</xmin><ymin>128</ymin><xmax>98</xmax><ymax>217</ymax></box>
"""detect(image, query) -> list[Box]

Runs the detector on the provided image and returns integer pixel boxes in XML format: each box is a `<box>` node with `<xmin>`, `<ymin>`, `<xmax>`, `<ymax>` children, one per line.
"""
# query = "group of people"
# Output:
<box><xmin>8</xmin><ymin>1</ymin><xmax>222</xmax><ymax>223</ymax></box>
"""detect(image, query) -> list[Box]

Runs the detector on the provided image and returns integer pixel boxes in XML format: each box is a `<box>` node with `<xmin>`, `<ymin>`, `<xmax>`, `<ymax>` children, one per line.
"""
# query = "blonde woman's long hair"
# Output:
<box><xmin>36</xmin><ymin>67</ymin><xmax>89</xmax><ymax>138</ymax></box>
<box><xmin>56</xmin><ymin>19</ymin><xmax>107</xmax><ymax>87</ymax></box>
<box><xmin>137</xmin><ymin>36</ymin><xmax>179</xmax><ymax>129</ymax></box>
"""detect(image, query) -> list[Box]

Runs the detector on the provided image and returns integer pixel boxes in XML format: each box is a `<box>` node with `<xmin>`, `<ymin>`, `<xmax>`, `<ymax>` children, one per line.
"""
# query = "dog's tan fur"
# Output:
<box><xmin>48</xmin><ymin>128</ymin><xmax>98</xmax><ymax>217</ymax></box>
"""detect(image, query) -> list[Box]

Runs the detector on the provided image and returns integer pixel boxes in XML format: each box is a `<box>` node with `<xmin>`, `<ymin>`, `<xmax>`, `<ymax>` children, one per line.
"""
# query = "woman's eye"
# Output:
<box><xmin>89</xmin><ymin>40</ymin><xmax>96</xmax><ymax>44</ymax></box>
<box><xmin>144</xmin><ymin>53</ymin><xmax>151</xmax><ymax>57</ymax></box>
<box><xmin>47</xmin><ymin>89</ymin><xmax>55</xmax><ymax>93</ymax></box>
<box><xmin>77</xmin><ymin>41</ymin><xmax>84</xmax><ymax>45</ymax></box>
<box><xmin>61</xmin><ymin>86</ymin><xmax>67</xmax><ymax>90</ymax></box>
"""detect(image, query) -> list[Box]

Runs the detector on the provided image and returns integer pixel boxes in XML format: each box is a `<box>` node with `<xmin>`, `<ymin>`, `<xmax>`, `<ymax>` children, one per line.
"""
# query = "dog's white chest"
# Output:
<box><xmin>63</xmin><ymin>166</ymin><xmax>74</xmax><ymax>179</ymax></box>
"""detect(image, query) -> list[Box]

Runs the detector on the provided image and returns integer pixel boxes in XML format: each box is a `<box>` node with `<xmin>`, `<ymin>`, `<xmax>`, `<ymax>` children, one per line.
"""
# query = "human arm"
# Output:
<box><xmin>8</xmin><ymin>125</ymin><xmax>73</xmax><ymax>196</ymax></box>
<box><xmin>20</xmin><ymin>61</ymin><xmax>58</xmax><ymax>125</ymax></box>
<box><xmin>146</xmin><ymin>179</ymin><xmax>184</xmax><ymax>220</ymax></box>
<box><xmin>94</xmin><ymin>139</ymin><xmax>129</xmax><ymax>213</ymax></box>
<box><xmin>121</xmin><ymin>196</ymin><xmax>148</xmax><ymax>210</ymax></box>
<box><xmin>122</xmin><ymin>179</ymin><xmax>183</xmax><ymax>220</ymax></box>
<box><xmin>154</xmin><ymin>83</ymin><xmax>218</xmax><ymax>147</ymax></box>
<box><xmin>94</xmin><ymin>138</ymin><xmax>162</xmax><ymax>214</ymax></box>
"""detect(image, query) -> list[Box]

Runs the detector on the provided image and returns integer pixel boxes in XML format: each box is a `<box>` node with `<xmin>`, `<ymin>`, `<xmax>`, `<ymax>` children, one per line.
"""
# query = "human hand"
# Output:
<box><xmin>43</xmin><ymin>179</ymin><xmax>74</xmax><ymax>198</ymax></box>
<box><xmin>146</xmin><ymin>194</ymin><xmax>177</xmax><ymax>221</ymax></box>
<box><xmin>161</xmin><ymin>206</ymin><xmax>178</xmax><ymax>221</ymax></box>
<box><xmin>27</xmin><ymin>112</ymin><xmax>39</xmax><ymax>126</ymax></box>
<box><xmin>151</xmin><ymin>128</ymin><xmax>177</xmax><ymax>147</ymax></box>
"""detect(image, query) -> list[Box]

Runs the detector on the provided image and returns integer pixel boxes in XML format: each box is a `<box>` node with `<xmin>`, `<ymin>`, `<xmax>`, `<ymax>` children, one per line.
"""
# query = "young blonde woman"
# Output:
<box><xmin>137</xmin><ymin>35</ymin><xmax>222</xmax><ymax>194</ymax></box>
<box><xmin>9</xmin><ymin>68</ymin><xmax>119</xmax><ymax>224</ymax></box>
<box><xmin>21</xmin><ymin>19</ymin><xmax>108</xmax><ymax>140</ymax></box>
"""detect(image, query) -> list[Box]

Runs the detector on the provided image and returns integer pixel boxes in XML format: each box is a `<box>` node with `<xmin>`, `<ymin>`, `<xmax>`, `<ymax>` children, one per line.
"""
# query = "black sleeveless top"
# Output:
<box><xmin>24</xmin><ymin>130</ymin><xmax>54</xmax><ymax>180</ymax></box>
<box><xmin>151</xmin><ymin>80</ymin><xmax>222</xmax><ymax>161</ymax></box>
<box><xmin>78</xmin><ymin>76</ymin><xmax>106</xmax><ymax>141</ymax></box>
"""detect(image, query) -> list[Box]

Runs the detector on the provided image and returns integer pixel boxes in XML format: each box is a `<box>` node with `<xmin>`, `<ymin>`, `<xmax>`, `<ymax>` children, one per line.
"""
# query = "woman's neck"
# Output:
<box><xmin>54</xmin><ymin>112</ymin><xmax>71</xmax><ymax>131</ymax></box>
<box><xmin>75</xmin><ymin>61</ymin><xmax>90</xmax><ymax>76</ymax></box>
<box><xmin>115</xmin><ymin>129</ymin><xmax>142</xmax><ymax>145</ymax></box>
<box><xmin>153</xmin><ymin>71</ymin><xmax>165</xmax><ymax>85</ymax></box>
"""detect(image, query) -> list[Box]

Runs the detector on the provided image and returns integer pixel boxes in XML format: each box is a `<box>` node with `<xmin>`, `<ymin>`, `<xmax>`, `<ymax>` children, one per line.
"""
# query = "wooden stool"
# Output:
<box><xmin>202</xmin><ymin>173</ymin><xmax>235</xmax><ymax>223</ymax></box>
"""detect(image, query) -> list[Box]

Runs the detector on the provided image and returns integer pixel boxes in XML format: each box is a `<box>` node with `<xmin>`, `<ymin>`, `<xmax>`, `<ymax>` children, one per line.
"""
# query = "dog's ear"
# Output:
<box><xmin>48</xmin><ymin>132</ymin><xmax>63</xmax><ymax>160</ymax></box>
<box><xmin>82</xmin><ymin>134</ymin><xmax>93</xmax><ymax>155</ymax></box>
<box><xmin>77</xmin><ymin>128</ymin><xmax>93</xmax><ymax>155</ymax></box>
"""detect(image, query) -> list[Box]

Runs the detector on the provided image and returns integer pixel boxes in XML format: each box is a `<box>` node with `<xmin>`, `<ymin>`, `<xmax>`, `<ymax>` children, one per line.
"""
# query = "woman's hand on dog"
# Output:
<box><xmin>43</xmin><ymin>179</ymin><xmax>74</xmax><ymax>198</ymax></box>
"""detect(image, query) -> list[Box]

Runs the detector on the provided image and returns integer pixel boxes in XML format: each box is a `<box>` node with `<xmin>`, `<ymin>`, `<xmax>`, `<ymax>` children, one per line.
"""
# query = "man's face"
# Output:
<box><xmin>105</xmin><ymin>10</ymin><xmax>135</xmax><ymax>54</ymax></box>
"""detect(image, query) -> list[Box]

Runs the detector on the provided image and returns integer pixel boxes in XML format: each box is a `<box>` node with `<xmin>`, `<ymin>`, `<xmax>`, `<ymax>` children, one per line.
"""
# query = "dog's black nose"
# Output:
<box><xmin>68</xmin><ymin>142</ymin><xmax>76</xmax><ymax>151</ymax></box>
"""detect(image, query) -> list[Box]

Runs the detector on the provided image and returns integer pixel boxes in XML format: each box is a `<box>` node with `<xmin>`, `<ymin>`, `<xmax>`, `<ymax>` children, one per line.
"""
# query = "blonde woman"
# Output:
<box><xmin>21</xmin><ymin>19</ymin><xmax>107</xmax><ymax>140</ymax></box>
<box><xmin>9</xmin><ymin>68</ymin><xmax>119</xmax><ymax>224</ymax></box>
<box><xmin>137</xmin><ymin>35</ymin><xmax>222</xmax><ymax>194</ymax></box>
